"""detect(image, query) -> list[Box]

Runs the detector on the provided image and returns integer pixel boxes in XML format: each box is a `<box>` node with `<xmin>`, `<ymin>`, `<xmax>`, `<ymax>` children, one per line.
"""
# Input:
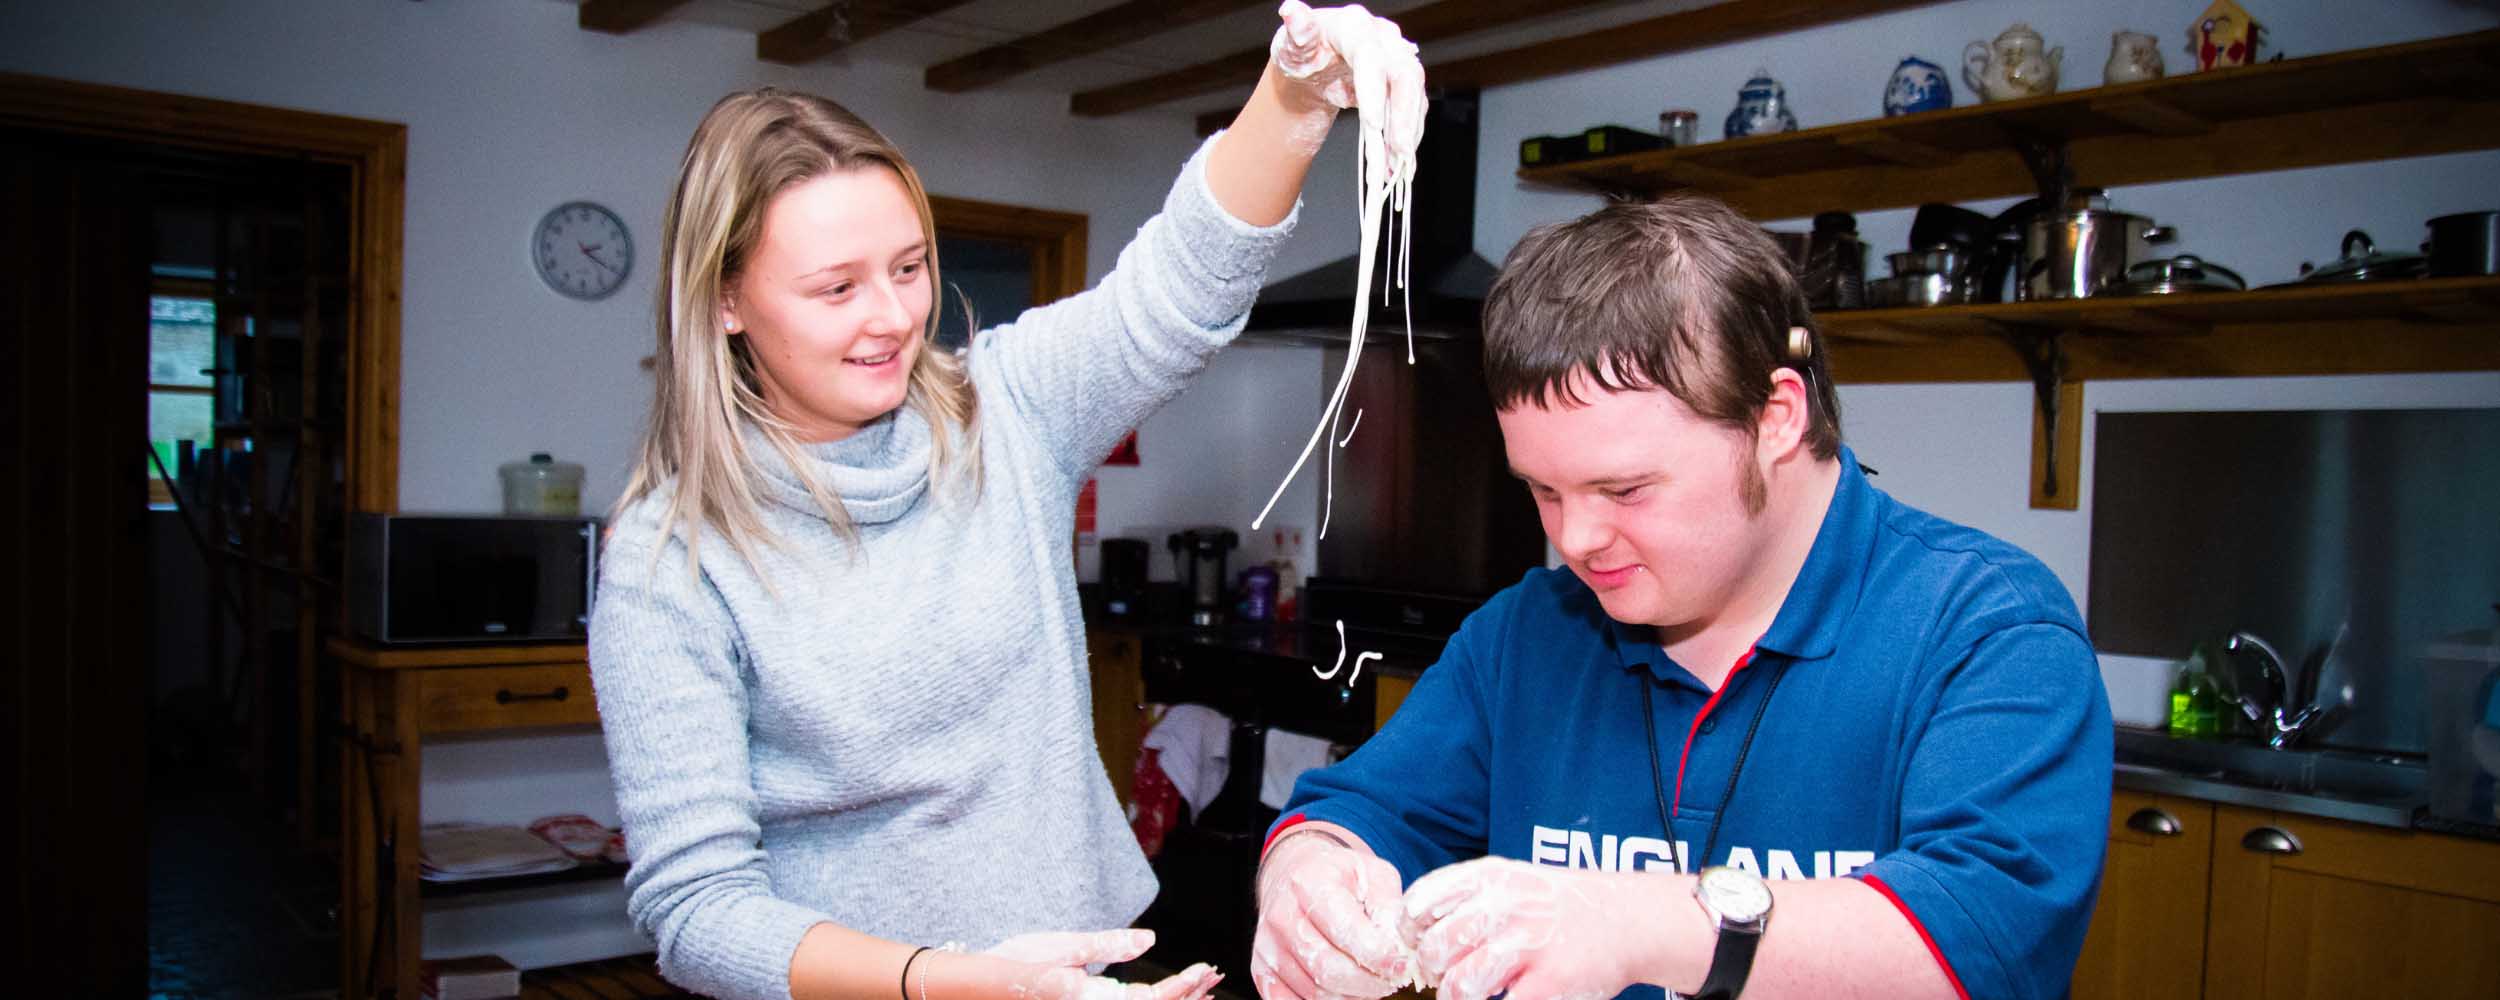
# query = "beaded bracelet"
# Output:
<box><xmin>900</xmin><ymin>946</ymin><xmax>932</xmax><ymax>1000</ymax></box>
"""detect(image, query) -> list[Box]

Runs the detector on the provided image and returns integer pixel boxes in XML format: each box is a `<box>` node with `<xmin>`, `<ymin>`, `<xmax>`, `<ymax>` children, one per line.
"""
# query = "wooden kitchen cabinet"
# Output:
<box><xmin>1088</xmin><ymin>630</ymin><xmax>1145</xmax><ymax>808</ymax></box>
<box><xmin>330</xmin><ymin>638</ymin><xmax>607</xmax><ymax>1000</ymax></box>
<box><xmin>1375</xmin><ymin>672</ymin><xmax>1415</xmax><ymax>732</ymax></box>
<box><xmin>2073</xmin><ymin>788</ymin><xmax>2500</xmax><ymax>999</ymax></box>
<box><xmin>2202</xmin><ymin>805</ymin><xmax>2500</xmax><ymax>1000</ymax></box>
<box><xmin>2073</xmin><ymin>790</ymin><xmax>2216</xmax><ymax>1000</ymax></box>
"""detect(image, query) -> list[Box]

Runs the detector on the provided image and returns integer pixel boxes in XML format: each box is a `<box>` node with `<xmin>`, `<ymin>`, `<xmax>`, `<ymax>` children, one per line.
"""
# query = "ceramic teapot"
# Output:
<box><xmin>1963</xmin><ymin>23</ymin><xmax>2062</xmax><ymax>102</ymax></box>
<box><xmin>1724</xmin><ymin>69</ymin><xmax>1798</xmax><ymax>138</ymax></box>
<box><xmin>1884</xmin><ymin>56</ymin><xmax>1953</xmax><ymax>116</ymax></box>
<box><xmin>2105</xmin><ymin>30</ymin><xmax>2166</xmax><ymax>84</ymax></box>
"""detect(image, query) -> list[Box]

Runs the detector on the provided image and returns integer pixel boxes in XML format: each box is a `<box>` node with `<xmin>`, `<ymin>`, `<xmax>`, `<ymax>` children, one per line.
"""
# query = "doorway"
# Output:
<box><xmin>2</xmin><ymin>72</ymin><xmax>404</xmax><ymax>996</ymax></box>
<box><xmin>929</xmin><ymin>193</ymin><xmax>1088</xmax><ymax>346</ymax></box>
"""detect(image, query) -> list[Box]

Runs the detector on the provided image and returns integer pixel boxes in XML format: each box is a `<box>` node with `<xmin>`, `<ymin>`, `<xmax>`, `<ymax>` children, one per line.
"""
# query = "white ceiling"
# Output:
<box><xmin>556</xmin><ymin>0</ymin><xmax>1723</xmax><ymax>118</ymax></box>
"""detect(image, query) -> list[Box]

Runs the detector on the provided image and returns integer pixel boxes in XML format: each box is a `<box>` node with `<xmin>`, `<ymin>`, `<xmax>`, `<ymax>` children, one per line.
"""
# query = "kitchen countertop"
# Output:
<box><xmin>1088</xmin><ymin>617</ymin><xmax>1448</xmax><ymax>678</ymax></box>
<box><xmin>1090</xmin><ymin>616</ymin><xmax>2499</xmax><ymax>844</ymax></box>
<box><xmin>2110</xmin><ymin>728</ymin><xmax>2498</xmax><ymax>841</ymax></box>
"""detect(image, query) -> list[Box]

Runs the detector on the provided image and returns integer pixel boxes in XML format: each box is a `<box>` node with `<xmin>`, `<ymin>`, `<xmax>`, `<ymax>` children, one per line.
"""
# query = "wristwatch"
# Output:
<box><xmin>1690</xmin><ymin>865</ymin><xmax>1773</xmax><ymax>1000</ymax></box>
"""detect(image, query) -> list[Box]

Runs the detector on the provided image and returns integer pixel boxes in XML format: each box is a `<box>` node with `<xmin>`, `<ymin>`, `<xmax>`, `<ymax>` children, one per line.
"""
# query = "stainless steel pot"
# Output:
<box><xmin>2114</xmin><ymin>254</ymin><xmax>2247</xmax><ymax>295</ymax></box>
<box><xmin>1867</xmin><ymin>271</ymin><xmax>1973</xmax><ymax>307</ymax></box>
<box><xmin>1887</xmin><ymin>245</ymin><xmax>1971</xmax><ymax>279</ymax></box>
<box><xmin>1898</xmin><ymin>271</ymin><xmax>1965</xmax><ymax>306</ymax></box>
<box><xmin>2020</xmin><ymin>209</ymin><xmax>2177</xmax><ymax>300</ymax></box>
<box><xmin>2297</xmin><ymin>229</ymin><xmax>2426</xmax><ymax>283</ymax></box>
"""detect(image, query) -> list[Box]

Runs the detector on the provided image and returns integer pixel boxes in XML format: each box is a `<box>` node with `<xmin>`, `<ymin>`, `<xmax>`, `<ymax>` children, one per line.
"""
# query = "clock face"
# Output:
<box><xmin>534</xmin><ymin>201</ymin><xmax>633</xmax><ymax>300</ymax></box>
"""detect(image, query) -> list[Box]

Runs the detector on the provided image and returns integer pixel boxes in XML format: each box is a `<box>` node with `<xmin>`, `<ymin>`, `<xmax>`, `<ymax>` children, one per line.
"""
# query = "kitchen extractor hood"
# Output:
<box><xmin>1241</xmin><ymin>88</ymin><xmax>1496</xmax><ymax>346</ymax></box>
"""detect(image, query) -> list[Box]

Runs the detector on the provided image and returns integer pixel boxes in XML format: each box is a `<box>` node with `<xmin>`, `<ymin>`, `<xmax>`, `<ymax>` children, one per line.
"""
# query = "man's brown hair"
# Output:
<box><xmin>1482</xmin><ymin>193</ymin><xmax>1842</xmax><ymax>460</ymax></box>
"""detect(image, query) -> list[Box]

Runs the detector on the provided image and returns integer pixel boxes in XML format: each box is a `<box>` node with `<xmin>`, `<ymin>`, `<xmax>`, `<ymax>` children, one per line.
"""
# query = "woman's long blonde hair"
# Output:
<box><xmin>617</xmin><ymin>88</ymin><xmax>982</xmax><ymax>576</ymax></box>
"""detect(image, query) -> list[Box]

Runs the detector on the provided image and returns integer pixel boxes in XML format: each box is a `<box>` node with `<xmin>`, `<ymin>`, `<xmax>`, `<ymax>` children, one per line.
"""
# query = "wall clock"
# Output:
<box><xmin>533</xmin><ymin>200</ymin><xmax>633</xmax><ymax>301</ymax></box>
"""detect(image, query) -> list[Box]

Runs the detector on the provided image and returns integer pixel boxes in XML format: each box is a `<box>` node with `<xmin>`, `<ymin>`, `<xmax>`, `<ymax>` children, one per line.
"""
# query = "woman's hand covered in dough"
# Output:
<box><xmin>1268</xmin><ymin>1</ymin><xmax>1426</xmax><ymax>183</ymax></box>
<box><xmin>980</xmin><ymin>929</ymin><xmax>1222</xmax><ymax>1000</ymax></box>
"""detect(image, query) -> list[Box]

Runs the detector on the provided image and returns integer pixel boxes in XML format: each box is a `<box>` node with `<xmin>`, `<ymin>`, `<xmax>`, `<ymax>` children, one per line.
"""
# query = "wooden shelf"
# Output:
<box><xmin>422</xmin><ymin>858</ymin><xmax>627</xmax><ymax>900</ymax></box>
<box><xmin>1819</xmin><ymin>275</ymin><xmax>2500</xmax><ymax>382</ymax></box>
<box><xmin>326</xmin><ymin>636</ymin><xmax>587</xmax><ymax>671</ymax></box>
<box><xmin>520</xmin><ymin>953</ymin><xmax>698</xmax><ymax>999</ymax></box>
<box><xmin>1519</xmin><ymin>29</ymin><xmax>2500</xmax><ymax>220</ymax></box>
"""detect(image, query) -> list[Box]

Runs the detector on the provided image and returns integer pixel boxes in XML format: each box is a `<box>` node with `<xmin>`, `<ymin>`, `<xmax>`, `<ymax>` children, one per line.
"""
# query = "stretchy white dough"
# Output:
<box><xmin>1253</xmin><ymin>116</ymin><xmax>1414</xmax><ymax>536</ymax></box>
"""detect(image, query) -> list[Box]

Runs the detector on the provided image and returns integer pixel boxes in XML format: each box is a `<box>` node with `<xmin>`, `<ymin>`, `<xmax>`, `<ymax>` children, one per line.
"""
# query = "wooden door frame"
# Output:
<box><xmin>0</xmin><ymin>71</ymin><xmax>404</xmax><ymax>512</ymax></box>
<box><xmin>929</xmin><ymin>194</ymin><xmax>1088</xmax><ymax>306</ymax></box>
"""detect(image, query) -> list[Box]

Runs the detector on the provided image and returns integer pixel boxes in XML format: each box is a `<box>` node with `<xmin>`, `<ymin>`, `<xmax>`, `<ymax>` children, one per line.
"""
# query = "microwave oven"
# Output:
<box><xmin>348</xmin><ymin>513</ymin><xmax>600</xmax><ymax>644</ymax></box>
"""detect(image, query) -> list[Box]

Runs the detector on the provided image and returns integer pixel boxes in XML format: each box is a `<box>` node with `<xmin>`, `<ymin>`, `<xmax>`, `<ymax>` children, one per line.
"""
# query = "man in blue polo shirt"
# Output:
<box><xmin>1246</xmin><ymin>195</ymin><xmax>2110</xmax><ymax>1000</ymax></box>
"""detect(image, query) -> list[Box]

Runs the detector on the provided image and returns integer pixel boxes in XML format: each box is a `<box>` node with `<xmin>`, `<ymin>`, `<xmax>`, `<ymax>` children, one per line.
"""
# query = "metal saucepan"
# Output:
<box><xmin>2113</xmin><ymin>254</ymin><xmax>2247</xmax><ymax>296</ymax></box>
<box><xmin>2294</xmin><ymin>229</ymin><xmax>2426</xmax><ymax>284</ymax></box>
<box><xmin>1887</xmin><ymin>245</ymin><xmax>1971</xmax><ymax>279</ymax></box>
<box><xmin>1897</xmin><ymin>271</ymin><xmax>1966</xmax><ymax>306</ymax></box>
<box><xmin>1867</xmin><ymin>270</ymin><xmax>1974</xmax><ymax>308</ymax></box>
<box><xmin>2021</xmin><ymin>208</ymin><xmax>2177</xmax><ymax>300</ymax></box>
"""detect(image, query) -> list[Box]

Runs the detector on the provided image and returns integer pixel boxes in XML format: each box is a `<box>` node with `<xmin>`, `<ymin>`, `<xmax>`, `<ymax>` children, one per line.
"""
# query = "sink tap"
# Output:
<box><xmin>2223</xmin><ymin>630</ymin><xmax>2327</xmax><ymax>749</ymax></box>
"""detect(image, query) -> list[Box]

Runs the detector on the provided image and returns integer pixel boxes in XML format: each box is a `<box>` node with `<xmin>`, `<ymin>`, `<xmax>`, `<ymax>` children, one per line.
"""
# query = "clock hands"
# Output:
<box><xmin>578</xmin><ymin>241</ymin><xmax>622</xmax><ymax>277</ymax></box>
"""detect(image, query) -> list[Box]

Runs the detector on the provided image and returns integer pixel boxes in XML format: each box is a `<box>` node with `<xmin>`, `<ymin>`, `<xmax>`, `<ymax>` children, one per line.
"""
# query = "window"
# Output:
<box><xmin>148</xmin><ymin>293</ymin><xmax>216</xmax><ymax>507</ymax></box>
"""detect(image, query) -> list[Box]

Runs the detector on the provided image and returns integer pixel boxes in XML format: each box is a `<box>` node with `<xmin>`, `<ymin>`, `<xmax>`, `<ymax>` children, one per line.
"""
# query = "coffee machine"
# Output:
<box><xmin>1167</xmin><ymin>527</ymin><xmax>1238</xmax><ymax>627</ymax></box>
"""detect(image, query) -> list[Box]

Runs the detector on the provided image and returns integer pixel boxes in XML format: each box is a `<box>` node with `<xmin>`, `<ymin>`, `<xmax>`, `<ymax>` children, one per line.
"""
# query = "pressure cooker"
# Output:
<box><xmin>2017</xmin><ymin>190</ymin><xmax>2178</xmax><ymax>300</ymax></box>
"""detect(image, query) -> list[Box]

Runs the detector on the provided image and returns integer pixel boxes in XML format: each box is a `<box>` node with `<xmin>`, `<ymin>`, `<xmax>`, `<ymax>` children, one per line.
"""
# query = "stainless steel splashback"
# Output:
<box><xmin>1315</xmin><ymin>336</ymin><xmax>1545</xmax><ymax>598</ymax></box>
<box><xmin>2088</xmin><ymin>408</ymin><xmax>2500</xmax><ymax>754</ymax></box>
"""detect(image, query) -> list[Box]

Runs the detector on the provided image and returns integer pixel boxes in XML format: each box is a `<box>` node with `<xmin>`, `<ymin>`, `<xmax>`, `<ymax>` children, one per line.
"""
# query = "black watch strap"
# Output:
<box><xmin>1691</xmin><ymin>922</ymin><xmax>1761</xmax><ymax>1000</ymax></box>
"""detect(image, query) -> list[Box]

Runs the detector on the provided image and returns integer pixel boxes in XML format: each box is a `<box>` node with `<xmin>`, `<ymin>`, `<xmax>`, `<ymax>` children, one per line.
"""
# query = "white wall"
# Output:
<box><xmin>0</xmin><ymin>0</ymin><xmax>1348</xmax><ymax>562</ymax></box>
<box><xmin>1</xmin><ymin>0</ymin><xmax>1352</xmax><ymax>970</ymax></box>
<box><xmin>1476</xmin><ymin>0</ymin><xmax>2500</xmax><ymax>616</ymax></box>
<box><xmin>26</xmin><ymin>0</ymin><xmax>2497</xmax><ymax>973</ymax></box>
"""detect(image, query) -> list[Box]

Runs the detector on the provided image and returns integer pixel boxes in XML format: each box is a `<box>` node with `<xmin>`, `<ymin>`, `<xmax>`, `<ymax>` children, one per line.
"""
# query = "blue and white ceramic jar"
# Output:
<box><xmin>1884</xmin><ymin>56</ymin><xmax>1954</xmax><ymax>116</ymax></box>
<box><xmin>1724</xmin><ymin>70</ymin><xmax>1798</xmax><ymax>139</ymax></box>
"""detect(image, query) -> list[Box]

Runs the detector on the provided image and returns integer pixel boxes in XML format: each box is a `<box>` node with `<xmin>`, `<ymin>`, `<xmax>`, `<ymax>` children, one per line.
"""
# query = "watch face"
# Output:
<box><xmin>1699</xmin><ymin>866</ymin><xmax>1774</xmax><ymax>924</ymax></box>
<box><xmin>534</xmin><ymin>201</ymin><xmax>633</xmax><ymax>300</ymax></box>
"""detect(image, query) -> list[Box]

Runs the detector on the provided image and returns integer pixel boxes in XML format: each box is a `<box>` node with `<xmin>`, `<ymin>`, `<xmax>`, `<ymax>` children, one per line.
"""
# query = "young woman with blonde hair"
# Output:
<box><xmin>588</xmin><ymin>6</ymin><xmax>1425</xmax><ymax>1000</ymax></box>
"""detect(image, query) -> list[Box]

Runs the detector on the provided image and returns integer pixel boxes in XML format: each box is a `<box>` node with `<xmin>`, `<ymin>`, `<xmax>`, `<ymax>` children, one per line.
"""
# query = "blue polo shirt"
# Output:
<box><xmin>1278</xmin><ymin>447</ymin><xmax>2110</xmax><ymax>1000</ymax></box>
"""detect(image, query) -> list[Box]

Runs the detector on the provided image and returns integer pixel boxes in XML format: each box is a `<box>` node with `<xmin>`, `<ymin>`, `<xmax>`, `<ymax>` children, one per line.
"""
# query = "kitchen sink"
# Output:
<box><xmin>2112</xmin><ymin>728</ymin><xmax>2428</xmax><ymax>828</ymax></box>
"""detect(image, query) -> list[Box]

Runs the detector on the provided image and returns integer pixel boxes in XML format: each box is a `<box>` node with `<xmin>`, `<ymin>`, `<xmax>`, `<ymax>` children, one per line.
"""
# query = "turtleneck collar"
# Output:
<box><xmin>743</xmin><ymin>405</ymin><xmax>932</xmax><ymax>527</ymax></box>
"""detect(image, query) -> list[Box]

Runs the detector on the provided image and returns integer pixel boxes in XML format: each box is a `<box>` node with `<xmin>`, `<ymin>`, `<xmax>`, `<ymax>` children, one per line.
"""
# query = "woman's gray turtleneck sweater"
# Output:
<box><xmin>590</xmin><ymin>135</ymin><xmax>1295</xmax><ymax>1000</ymax></box>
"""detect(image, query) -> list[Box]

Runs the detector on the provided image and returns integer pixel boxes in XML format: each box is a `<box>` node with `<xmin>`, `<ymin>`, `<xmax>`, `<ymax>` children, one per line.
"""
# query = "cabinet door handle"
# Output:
<box><xmin>496</xmin><ymin>685</ymin><xmax>571</xmax><ymax>705</ymax></box>
<box><xmin>2125</xmin><ymin>807</ymin><xmax>2182</xmax><ymax>837</ymax></box>
<box><xmin>2240</xmin><ymin>826</ymin><xmax>2302</xmax><ymax>855</ymax></box>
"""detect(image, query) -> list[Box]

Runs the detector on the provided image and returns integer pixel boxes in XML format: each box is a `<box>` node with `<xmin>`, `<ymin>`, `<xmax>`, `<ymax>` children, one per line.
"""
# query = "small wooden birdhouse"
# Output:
<box><xmin>2188</xmin><ymin>0</ymin><xmax>2262</xmax><ymax>71</ymax></box>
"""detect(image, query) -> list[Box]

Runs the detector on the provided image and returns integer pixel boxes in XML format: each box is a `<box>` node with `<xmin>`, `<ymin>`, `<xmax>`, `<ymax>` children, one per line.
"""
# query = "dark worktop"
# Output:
<box><xmin>2113</xmin><ymin>728</ymin><xmax>2496</xmax><ymax>842</ymax></box>
<box><xmin>1090</xmin><ymin>595</ymin><xmax>2496</xmax><ymax>844</ymax></box>
<box><xmin>1085</xmin><ymin>617</ymin><xmax>1448</xmax><ymax>679</ymax></box>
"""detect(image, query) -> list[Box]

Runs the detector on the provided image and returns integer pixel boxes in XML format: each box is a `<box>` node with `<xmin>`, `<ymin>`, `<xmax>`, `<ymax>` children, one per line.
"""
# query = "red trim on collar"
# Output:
<box><xmin>1857</xmin><ymin>873</ymin><xmax>1974</xmax><ymax>1000</ymax></box>
<box><xmin>1669</xmin><ymin>645</ymin><xmax>1759</xmax><ymax>819</ymax></box>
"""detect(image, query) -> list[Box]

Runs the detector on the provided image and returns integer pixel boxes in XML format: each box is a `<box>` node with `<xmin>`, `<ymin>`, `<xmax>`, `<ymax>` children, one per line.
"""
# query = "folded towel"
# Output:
<box><xmin>1260</xmin><ymin>728</ymin><xmax>1338</xmax><ymax>810</ymax></box>
<box><xmin>1140</xmin><ymin>703</ymin><xmax>1231</xmax><ymax>818</ymax></box>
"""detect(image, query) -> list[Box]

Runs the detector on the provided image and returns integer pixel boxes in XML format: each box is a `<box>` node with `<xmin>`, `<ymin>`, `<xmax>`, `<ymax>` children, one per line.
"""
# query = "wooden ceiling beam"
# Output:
<box><xmin>1072</xmin><ymin>0</ymin><xmax>1625</xmax><ymax>118</ymax></box>
<box><xmin>1148</xmin><ymin>0</ymin><xmax>1951</xmax><ymax>123</ymax></box>
<box><xmin>926</xmin><ymin>0</ymin><xmax>1268</xmax><ymax>94</ymax></box>
<box><xmin>578</xmin><ymin>0</ymin><xmax>694</xmax><ymax>34</ymax></box>
<box><xmin>1094</xmin><ymin>50</ymin><xmax>1273</xmax><ymax>120</ymax></box>
<box><xmin>1425</xmin><ymin>0</ymin><xmax>1949</xmax><ymax>92</ymax></box>
<box><xmin>759</xmin><ymin>0</ymin><xmax>978</xmax><ymax>65</ymax></box>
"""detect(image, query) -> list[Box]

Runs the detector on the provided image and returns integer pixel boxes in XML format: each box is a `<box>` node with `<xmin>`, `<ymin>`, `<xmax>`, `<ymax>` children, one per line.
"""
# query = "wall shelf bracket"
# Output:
<box><xmin>2016</xmin><ymin>135</ymin><xmax>2074</xmax><ymax>213</ymax></box>
<box><xmin>1995</xmin><ymin>324</ymin><xmax>2081</xmax><ymax>508</ymax></box>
